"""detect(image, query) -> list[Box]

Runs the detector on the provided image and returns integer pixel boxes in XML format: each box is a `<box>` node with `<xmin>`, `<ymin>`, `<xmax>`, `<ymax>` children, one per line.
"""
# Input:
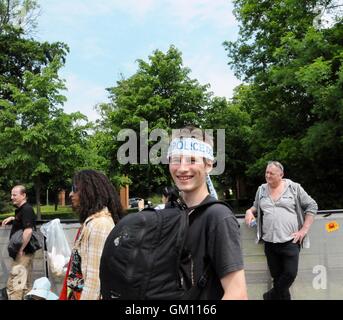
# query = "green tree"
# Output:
<box><xmin>0</xmin><ymin>3</ymin><xmax>89</xmax><ymax>215</ymax></box>
<box><xmin>42</xmin><ymin>109</ymin><xmax>90</xmax><ymax>211</ymax></box>
<box><xmin>0</xmin><ymin>26</ymin><xmax>68</xmax><ymax>101</ymax></box>
<box><xmin>224</xmin><ymin>0</ymin><xmax>343</xmax><ymax>208</ymax></box>
<box><xmin>224</xmin><ymin>0</ymin><xmax>331</xmax><ymax>81</ymax></box>
<box><xmin>204</xmin><ymin>92</ymin><xmax>252</xmax><ymax>201</ymax></box>
<box><xmin>0</xmin><ymin>57</ymin><xmax>89</xmax><ymax>218</ymax></box>
<box><xmin>96</xmin><ymin>46</ymin><xmax>212</xmax><ymax>197</ymax></box>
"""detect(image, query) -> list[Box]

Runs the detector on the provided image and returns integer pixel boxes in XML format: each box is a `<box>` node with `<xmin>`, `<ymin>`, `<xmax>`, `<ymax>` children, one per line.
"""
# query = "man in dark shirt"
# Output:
<box><xmin>168</xmin><ymin>126</ymin><xmax>248</xmax><ymax>299</ymax></box>
<box><xmin>2</xmin><ymin>185</ymin><xmax>37</xmax><ymax>300</ymax></box>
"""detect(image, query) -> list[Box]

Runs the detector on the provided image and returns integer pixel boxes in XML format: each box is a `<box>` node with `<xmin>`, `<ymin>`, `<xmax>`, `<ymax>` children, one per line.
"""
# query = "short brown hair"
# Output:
<box><xmin>171</xmin><ymin>125</ymin><xmax>214</xmax><ymax>147</ymax></box>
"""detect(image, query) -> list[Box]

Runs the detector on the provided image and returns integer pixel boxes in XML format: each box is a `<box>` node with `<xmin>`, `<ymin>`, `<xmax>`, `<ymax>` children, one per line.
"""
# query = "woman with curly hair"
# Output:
<box><xmin>60</xmin><ymin>169</ymin><xmax>123</xmax><ymax>300</ymax></box>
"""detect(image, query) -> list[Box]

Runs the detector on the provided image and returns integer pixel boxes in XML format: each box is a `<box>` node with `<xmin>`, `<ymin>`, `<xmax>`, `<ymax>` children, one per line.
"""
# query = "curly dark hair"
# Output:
<box><xmin>72</xmin><ymin>170</ymin><xmax>124</xmax><ymax>224</ymax></box>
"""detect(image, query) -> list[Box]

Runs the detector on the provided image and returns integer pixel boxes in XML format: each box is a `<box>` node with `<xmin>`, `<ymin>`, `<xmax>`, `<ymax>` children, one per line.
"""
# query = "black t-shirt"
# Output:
<box><xmin>186</xmin><ymin>196</ymin><xmax>244</xmax><ymax>299</ymax></box>
<box><xmin>10</xmin><ymin>202</ymin><xmax>36</xmax><ymax>253</ymax></box>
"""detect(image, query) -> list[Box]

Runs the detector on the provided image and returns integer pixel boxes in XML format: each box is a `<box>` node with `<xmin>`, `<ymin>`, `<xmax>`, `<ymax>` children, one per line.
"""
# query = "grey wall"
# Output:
<box><xmin>1</xmin><ymin>214</ymin><xmax>342</xmax><ymax>299</ymax></box>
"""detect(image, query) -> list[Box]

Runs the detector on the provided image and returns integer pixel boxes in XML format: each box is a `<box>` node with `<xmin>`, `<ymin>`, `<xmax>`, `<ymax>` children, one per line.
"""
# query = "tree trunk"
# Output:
<box><xmin>54</xmin><ymin>189</ymin><xmax>58</xmax><ymax>211</ymax></box>
<box><xmin>235</xmin><ymin>176</ymin><xmax>247</xmax><ymax>200</ymax></box>
<box><xmin>35</xmin><ymin>179</ymin><xmax>41</xmax><ymax>220</ymax></box>
<box><xmin>235</xmin><ymin>177</ymin><xmax>240</xmax><ymax>200</ymax></box>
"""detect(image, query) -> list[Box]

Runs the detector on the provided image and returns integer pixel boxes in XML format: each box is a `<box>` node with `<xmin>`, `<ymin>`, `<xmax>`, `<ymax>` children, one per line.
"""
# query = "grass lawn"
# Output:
<box><xmin>0</xmin><ymin>205</ymin><xmax>77</xmax><ymax>220</ymax></box>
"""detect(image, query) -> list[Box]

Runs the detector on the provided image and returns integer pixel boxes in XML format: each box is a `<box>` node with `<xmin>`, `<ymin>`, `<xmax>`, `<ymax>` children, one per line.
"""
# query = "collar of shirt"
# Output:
<box><xmin>84</xmin><ymin>207</ymin><xmax>111</xmax><ymax>226</ymax></box>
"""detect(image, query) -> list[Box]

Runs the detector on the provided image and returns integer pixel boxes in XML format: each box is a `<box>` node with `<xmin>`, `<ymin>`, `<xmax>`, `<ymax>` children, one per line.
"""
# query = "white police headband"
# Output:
<box><xmin>167</xmin><ymin>138</ymin><xmax>214</xmax><ymax>161</ymax></box>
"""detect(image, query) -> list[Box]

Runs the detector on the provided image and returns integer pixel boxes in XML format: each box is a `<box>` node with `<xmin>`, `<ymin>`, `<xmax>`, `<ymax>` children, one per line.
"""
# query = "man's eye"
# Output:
<box><xmin>170</xmin><ymin>157</ymin><xmax>181</xmax><ymax>164</ymax></box>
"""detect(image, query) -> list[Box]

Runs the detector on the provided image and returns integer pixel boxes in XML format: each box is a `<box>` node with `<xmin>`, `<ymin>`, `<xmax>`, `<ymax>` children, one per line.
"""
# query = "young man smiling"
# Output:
<box><xmin>168</xmin><ymin>126</ymin><xmax>248</xmax><ymax>300</ymax></box>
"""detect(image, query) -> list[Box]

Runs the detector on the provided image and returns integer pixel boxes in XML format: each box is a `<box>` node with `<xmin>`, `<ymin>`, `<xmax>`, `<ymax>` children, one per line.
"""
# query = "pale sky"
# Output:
<box><xmin>37</xmin><ymin>0</ymin><xmax>241</xmax><ymax>121</ymax></box>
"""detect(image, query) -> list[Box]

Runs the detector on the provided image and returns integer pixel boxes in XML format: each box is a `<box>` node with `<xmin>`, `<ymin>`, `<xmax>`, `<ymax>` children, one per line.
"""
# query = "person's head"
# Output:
<box><xmin>24</xmin><ymin>277</ymin><xmax>58</xmax><ymax>300</ymax></box>
<box><xmin>161</xmin><ymin>186</ymin><xmax>177</xmax><ymax>204</ymax></box>
<box><xmin>11</xmin><ymin>185</ymin><xmax>27</xmax><ymax>208</ymax></box>
<box><xmin>265</xmin><ymin>161</ymin><xmax>284</xmax><ymax>187</ymax></box>
<box><xmin>161</xmin><ymin>192</ymin><xmax>169</xmax><ymax>204</ymax></box>
<box><xmin>168</xmin><ymin>126</ymin><xmax>214</xmax><ymax>199</ymax></box>
<box><xmin>70</xmin><ymin>170</ymin><xmax>123</xmax><ymax>224</ymax></box>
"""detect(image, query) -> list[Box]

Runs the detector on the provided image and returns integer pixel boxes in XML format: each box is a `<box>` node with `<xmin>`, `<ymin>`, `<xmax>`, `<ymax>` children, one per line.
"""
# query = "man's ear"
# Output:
<box><xmin>205</xmin><ymin>160</ymin><xmax>213</xmax><ymax>174</ymax></box>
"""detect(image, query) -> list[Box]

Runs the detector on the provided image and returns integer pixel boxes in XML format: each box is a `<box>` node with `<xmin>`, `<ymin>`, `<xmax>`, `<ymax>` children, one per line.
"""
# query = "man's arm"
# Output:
<box><xmin>220</xmin><ymin>269</ymin><xmax>248</xmax><ymax>300</ymax></box>
<box><xmin>245</xmin><ymin>207</ymin><xmax>257</xmax><ymax>225</ymax></box>
<box><xmin>292</xmin><ymin>184</ymin><xmax>318</xmax><ymax>243</ymax></box>
<box><xmin>292</xmin><ymin>214</ymin><xmax>315</xmax><ymax>244</ymax></box>
<box><xmin>2</xmin><ymin>216</ymin><xmax>15</xmax><ymax>225</ymax></box>
<box><xmin>18</xmin><ymin>227</ymin><xmax>33</xmax><ymax>256</ymax></box>
<box><xmin>245</xmin><ymin>187</ymin><xmax>261</xmax><ymax>225</ymax></box>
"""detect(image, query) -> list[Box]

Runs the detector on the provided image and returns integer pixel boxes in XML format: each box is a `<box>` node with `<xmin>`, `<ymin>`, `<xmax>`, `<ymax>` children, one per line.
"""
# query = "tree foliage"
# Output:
<box><xmin>204</xmin><ymin>93</ymin><xmax>252</xmax><ymax>199</ymax></box>
<box><xmin>225</xmin><ymin>0</ymin><xmax>343</xmax><ymax>208</ymax></box>
<box><xmin>96</xmin><ymin>46</ymin><xmax>212</xmax><ymax>197</ymax></box>
<box><xmin>0</xmin><ymin>26</ymin><xmax>68</xmax><ymax>101</ymax></box>
<box><xmin>0</xmin><ymin>27</ymin><xmax>89</xmax><ymax>216</ymax></box>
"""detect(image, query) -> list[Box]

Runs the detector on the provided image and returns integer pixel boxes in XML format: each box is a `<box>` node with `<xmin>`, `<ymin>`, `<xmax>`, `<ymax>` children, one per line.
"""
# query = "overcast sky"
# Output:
<box><xmin>37</xmin><ymin>0</ymin><xmax>241</xmax><ymax>121</ymax></box>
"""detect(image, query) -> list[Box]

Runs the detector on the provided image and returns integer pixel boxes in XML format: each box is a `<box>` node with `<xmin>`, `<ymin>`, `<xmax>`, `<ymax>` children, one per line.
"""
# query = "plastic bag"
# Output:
<box><xmin>40</xmin><ymin>219</ymin><xmax>71</xmax><ymax>277</ymax></box>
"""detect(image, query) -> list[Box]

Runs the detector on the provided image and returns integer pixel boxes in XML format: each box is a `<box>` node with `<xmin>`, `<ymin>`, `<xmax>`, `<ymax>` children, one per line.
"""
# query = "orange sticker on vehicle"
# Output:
<box><xmin>326</xmin><ymin>221</ymin><xmax>339</xmax><ymax>233</ymax></box>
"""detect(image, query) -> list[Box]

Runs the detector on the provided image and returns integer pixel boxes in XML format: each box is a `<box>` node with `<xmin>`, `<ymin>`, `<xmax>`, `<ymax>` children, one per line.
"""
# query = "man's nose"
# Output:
<box><xmin>178</xmin><ymin>159</ymin><xmax>191</xmax><ymax>171</ymax></box>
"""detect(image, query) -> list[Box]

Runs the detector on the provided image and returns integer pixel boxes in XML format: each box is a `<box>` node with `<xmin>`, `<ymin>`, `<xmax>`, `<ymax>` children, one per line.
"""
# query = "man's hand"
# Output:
<box><xmin>292</xmin><ymin>214</ymin><xmax>314</xmax><ymax>244</ymax></box>
<box><xmin>292</xmin><ymin>229</ymin><xmax>307</xmax><ymax>244</ymax></box>
<box><xmin>20</xmin><ymin>228</ymin><xmax>33</xmax><ymax>253</ymax></box>
<box><xmin>245</xmin><ymin>209</ymin><xmax>255</xmax><ymax>226</ymax></box>
<box><xmin>2</xmin><ymin>216</ymin><xmax>15</xmax><ymax>226</ymax></box>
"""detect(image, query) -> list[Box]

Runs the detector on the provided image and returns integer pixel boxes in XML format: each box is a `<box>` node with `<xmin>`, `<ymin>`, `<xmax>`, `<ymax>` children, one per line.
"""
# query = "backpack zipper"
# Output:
<box><xmin>179</xmin><ymin>252</ymin><xmax>195</xmax><ymax>289</ymax></box>
<box><xmin>190</xmin><ymin>254</ymin><xmax>195</xmax><ymax>286</ymax></box>
<box><xmin>186</xmin><ymin>209</ymin><xmax>195</xmax><ymax>287</ymax></box>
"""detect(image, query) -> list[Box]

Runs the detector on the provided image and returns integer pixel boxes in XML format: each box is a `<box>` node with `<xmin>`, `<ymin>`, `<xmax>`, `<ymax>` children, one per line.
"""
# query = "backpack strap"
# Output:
<box><xmin>188</xmin><ymin>199</ymin><xmax>232</xmax><ymax>224</ymax></box>
<box><xmin>59</xmin><ymin>227</ymin><xmax>82</xmax><ymax>300</ymax></box>
<box><xmin>189</xmin><ymin>199</ymin><xmax>233</xmax><ymax>212</ymax></box>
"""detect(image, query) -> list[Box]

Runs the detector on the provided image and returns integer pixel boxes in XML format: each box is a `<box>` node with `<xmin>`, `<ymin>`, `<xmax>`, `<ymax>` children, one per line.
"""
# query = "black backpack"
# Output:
<box><xmin>99</xmin><ymin>198</ymin><xmax>231</xmax><ymax>300</ymax></box>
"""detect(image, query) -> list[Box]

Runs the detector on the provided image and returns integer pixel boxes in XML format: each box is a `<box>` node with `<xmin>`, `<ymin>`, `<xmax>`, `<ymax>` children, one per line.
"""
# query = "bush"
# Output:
<box><xmin>0</xmin><ymin>189</ymin><xmax>11</xmax><ymax>214</ymax></box>
<box><xmin>0</xmin><ymin>205</ymin><xmax>77</xmax><ymax>220</ymax></box>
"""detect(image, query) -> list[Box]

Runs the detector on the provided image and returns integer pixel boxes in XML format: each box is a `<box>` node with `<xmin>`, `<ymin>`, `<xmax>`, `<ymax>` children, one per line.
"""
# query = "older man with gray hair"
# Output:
<box><xmin>245</xmin><ymin>161</ymin><xmax>318</xmax><ymax>300</ymax></box>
